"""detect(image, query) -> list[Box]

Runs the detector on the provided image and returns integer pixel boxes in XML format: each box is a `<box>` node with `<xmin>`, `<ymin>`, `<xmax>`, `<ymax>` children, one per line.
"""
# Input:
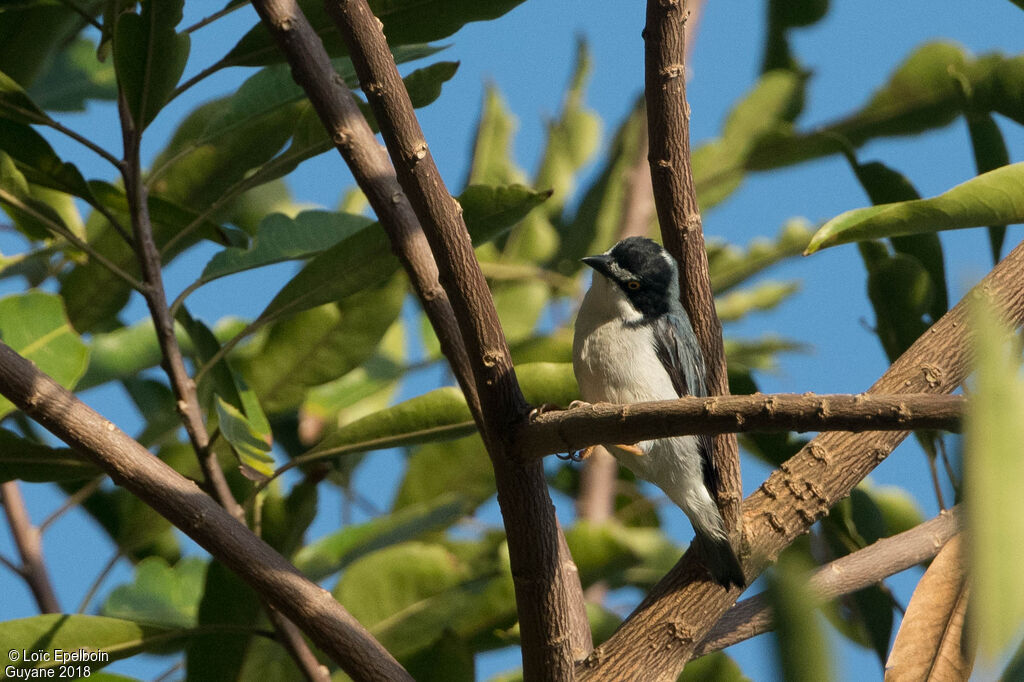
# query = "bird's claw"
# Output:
<box><xmin>568</xmin><ymin>400</ymin><xmax>592</xmax><ymax>410</ymax></box>
<box><xmin>557</xmin><ymin>445</ymin><xmax>594</xmax><ymax>462</ymax></box>
<box><xmin>528</xmin><ymin>403</ymin><xmax>562</xmax><ymax>421</ymax></box>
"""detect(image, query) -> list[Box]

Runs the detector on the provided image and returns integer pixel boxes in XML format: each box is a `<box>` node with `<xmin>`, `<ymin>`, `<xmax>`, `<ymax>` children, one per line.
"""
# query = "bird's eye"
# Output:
<box><xmin>627</xmin><ymin>280</ymin><xmax>641</xmax><ymax>290</ymax></box>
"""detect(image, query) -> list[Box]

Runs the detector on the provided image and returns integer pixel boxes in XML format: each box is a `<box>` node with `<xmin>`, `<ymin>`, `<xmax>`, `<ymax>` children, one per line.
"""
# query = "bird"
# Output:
<box><xmin>572</xmin><ymin>236</ymin><xmax>745</xmax><ymax>589</ymax></box>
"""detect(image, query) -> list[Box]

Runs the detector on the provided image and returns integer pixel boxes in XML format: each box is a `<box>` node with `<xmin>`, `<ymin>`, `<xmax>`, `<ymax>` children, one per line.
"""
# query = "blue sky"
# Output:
<box><xmin>2</xmin><ymin>1</ymin><xmax>1022</xmax><ymax>679</ymax></box>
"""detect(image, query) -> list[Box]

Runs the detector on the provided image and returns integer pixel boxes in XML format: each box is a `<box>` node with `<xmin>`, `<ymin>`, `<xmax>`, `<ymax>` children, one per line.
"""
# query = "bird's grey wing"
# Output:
<box><xmin>650</xmin><ymin>313</ymin><xmax>720</xmax><ymax>497</ymax></box>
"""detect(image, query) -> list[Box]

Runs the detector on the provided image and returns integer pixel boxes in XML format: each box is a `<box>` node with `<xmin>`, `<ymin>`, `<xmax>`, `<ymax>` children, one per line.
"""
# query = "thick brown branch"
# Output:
<box><xmin>326</xmin><ymin>0</ymin><xmax>589</xmax><ymax>675</ymax></box>
<box><xmin>0</xmin><ymin>481</ymin><xmax>60</xmax><ymax>613</ymax></box>
<box><xmin>696</xmin><ymin>507</ymin><xmax>962</xmax><ymax>656</ymax></box>
<box><xmin>518</xmin><ymin>393</ymin><xmax>965</xmax><ymax>458</ymax></box>
<box><xmin>646</xmin><ymin>0</ymin><xmax>741</xmax><ymax>531</ymax></box>
<box><xmin>248</xmin><ymin>0</ymin><xmax>480</xmax><ymax>420</ymax></box>
<box><xmin>0</xmin><ymin>341</ymin><xmax>412</xmax><ymax>682</ymax></box>
<box><xmin>577</xmin><ymin>238</ymin><xmax>1024</xmax><ymax>680</ymax></box>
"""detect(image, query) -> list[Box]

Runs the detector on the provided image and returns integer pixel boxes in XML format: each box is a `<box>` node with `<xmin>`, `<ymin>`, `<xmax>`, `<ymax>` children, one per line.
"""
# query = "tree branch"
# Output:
<box><xmin>325</xmin><ymin>0</ymin><xmax>589</xmax><ymax>674</ymax></box>
<box><xmin>247</xmin><ymin>0</ymin><xmax>480</xmax><ymax>420</ymax></box>
<box><xmin>117</xmin><ymin>92</ymin><xmax>325</xmax><ymax>680</ymax></box>
<box><xmin>576</xmin><ymin>238</ymin><xmax>1024</xmax><ymax>680</ymax></box>
<box><xmin>517</xmin><ymin>393</ymin><xmax>965</xmax><ymax>458</ymax></box>
<box><xmin>695</xmin><ymin>507</ymin><xmax>962</xmax><ymax>656</ymax></box>
<box><xmin>117</xmin><ymin>95</ymin><xmax>241</xmax><ymax>521</ymax></box>
<box><xmin>0</xmin><ymin>481</ymin><xmax>61</xmax><ymax>613</ymax></box>
<box><xmin>646</xmin><ymin>0</ymin><xmax>742</xmax><ymax>532</ymax></box>
<box><xmin>0</xmin><ymin>341</ymin><xmax>413</xmax><ymax>682</ymax></box>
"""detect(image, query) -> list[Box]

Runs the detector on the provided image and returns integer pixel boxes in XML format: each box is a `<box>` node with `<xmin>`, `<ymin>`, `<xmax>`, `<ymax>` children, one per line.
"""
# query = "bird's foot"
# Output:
<box><xmin>528</xmin><ymin>403</ymin><xmax>562</xmax><ymax>421</ymax></box>
<box><xmin>610</xmin><ymin>443</ymin><xmax>644</xmax><ymax>457</ymax></box>
<box><xmin>557</xmin><ymin>445</ymin><xmax>594</xmax><ymax>462</ymax></box>
<box><xmin>568</xmin><ymin>400</ymin><xmax>592</xmax><ymax>410</ymax></box>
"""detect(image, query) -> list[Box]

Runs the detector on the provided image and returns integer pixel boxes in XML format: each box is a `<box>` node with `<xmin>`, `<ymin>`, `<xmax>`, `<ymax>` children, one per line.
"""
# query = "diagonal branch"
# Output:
<box><xmin>577</xmin><ymin>238</ymin><xmax>1024</xmax><ymax>680</ymax></box>
<box><xmin>325</xmin><ymin>0</ymin><xmax>589</xmax><ymax>675</ymax></box>
<box><xmin>517</xmin><ymin>393</ymin><xmax>966</xmax><ymax>458</ymax></box>
<box><xmin>646</xmin><ymin>0</ymin><xmax>742</xmax><ymax>532</ymax></box>
<box><xmin>696</xmin><ymin>507</ymin><xmax>962</xmax><ymax>656</ymax></box>
<box><xmin>0</xmin><ymin>340</ymin><xmax>412</xmax><ymax>682</ymax></box>
<box><xmin>0</xmin><ymin>481</ymin><xmax>60</xmax><ymax>613</ymax></box>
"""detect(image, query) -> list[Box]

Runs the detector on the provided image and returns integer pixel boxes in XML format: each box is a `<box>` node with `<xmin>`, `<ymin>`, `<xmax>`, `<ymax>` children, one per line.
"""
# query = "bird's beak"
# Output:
<box><xmin>581</xmin><ymin>254</ymin><xmax>613</xmax><ymax>278</ymax></box>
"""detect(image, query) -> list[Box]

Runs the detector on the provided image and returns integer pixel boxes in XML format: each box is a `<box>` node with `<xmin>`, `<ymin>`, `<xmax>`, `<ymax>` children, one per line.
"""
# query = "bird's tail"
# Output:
<box><xmin>695</xmin><ymin>532</ymin><xmax>745</xmax><ymax>589</ymax></box>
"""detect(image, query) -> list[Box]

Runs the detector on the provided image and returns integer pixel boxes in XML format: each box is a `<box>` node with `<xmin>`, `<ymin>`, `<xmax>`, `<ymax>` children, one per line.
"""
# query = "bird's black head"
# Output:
<box><xmin>582</xmin><ymin>237</ymin><xmax>679</xmax><ymax>318</ymax></box>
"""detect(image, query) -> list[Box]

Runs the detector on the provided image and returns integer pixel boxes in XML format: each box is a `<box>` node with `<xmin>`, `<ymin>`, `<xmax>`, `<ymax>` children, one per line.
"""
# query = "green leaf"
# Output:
<box><xmin>767</xmin><ymin>552</ymin><xmax>834</xmax><ymax>682</ymax></box>
<box><xmin>239</xmin><ymin>276</ymin><xmax>405</xmax><ymax>414</ymax></box>
<box><xmin>0</xmin><ymin>291</ymin><xmax>88</xmax><ymax>419</ymax></box>
<box><xmin>113</xmin><ymin>0</ymin><xmax>190</xmax><ymax>129</ymax></box>
<box><xmin>199</xmin><ymin>210</ymin><xmax>373</xmax><ymax>288</ymax></box>
<box><xmin>565</xmin><ymin>521</ymin><xmax>679</xmax><ymax>589</ymax></box>
<box><xmin>0</xmin><ymin>118</ymin><xmax>97</xmax><ymax>206</ymax></box>
<box><xmin>680</xmin><ymin>651</ymin><xmax>751</xmax><ymax>682</ymax></box>
<box><xmin>395</xmin><ymin>436</ymin><xmax>494</xmax><ymax>511</ymax></box>
<box><xmin>256</xmin><ymin>184</ymin><xmax>546</xmax><ymax>327</ymax></box>
<box><xmin>467</xmin><ymin>85</ymin><xmax>527</xmax><ymax>187</ymax></box>
<box><xmin>27</xmin><ymin>37</ymin><xmax>118</xmax><ymax>111</ymax></box>
<box><xmin>215</xmin><ymin>395</ymin><xmax>274</xmax><ymax>480</ymax></box>
<box><xmin>0</xmin><ymin>615</ymin><xmax>183</xmax><ymax>673</ymax></box>
<box><xmin>966</xmin><ymin>303</ymin><xmax>1024</xmax><ymax>661</ymax></box>
<box><xmin>807</xmin><ymin>163</ymin><xmax>1024</xmax><ymax>253</ymax></box>
<box><xmin>294</xmin><ymin>493</ymin><xmax>470</xmax><ymax>580</ymax></box>
<box><xmin>0</xmin><ymin>67</ymin><xmax>48</xmax><ymax>124</ymax></box>
<box><xmin>102</xmin><ymin>557</ymin><xmax>207</xmax><ymax>629</ymax></box>
<box><xmin>964</xmin><ymin>109</ymin><xmax>1011</xmax><ymax>263</ymax></box>
<box><xmin>709</xmin><ymin>219</ymin><xmax>814</xmax><ymax>293</ymax></box>
<box><xmin>185</xmin><ymin>561</ymin><xmax>260</xmax><ymax>682</ymax></box>
<box><xmin>693</xmin><ymin>69</ymin><xmax>805</xmax><ymax>209</ymax></box>
<box><xmin>748</xmin><ymin>44</ymin><xmax>1024</xmax><ymax>171</ymax></box>
<box><xmin>763</xmin><ymin>0</ymin><xmax>829</xmax><ymax>72</ymax></box>
<box><xmin>404</xmin><ymin>629</ymin><xmax>475</xmax><ymax>682</ymax></box>
<box><xmin>122</xmin><ymin>378</ymin><xmax>181</xmax><ymax>448</ymax></box>
<box><xmin>0</xmin><ymin>4</ymin><xmax>82</xmax><ymax>86</ymax></box>
<box><xmin>80</xmin><ymin>319</ymin><xmax>195</xmax><ymax>390</ymax></box>
<box><xmin>554</xmin><ymin>97</ymin><xmax>646</xmax><ymax>274</ymax></box>
<box><xmin>224</xmin><ymin>0</ymin><xmax>526</xmax><ymax>68</ymax></box>
<box><xmin>715</xmin><ymin>281</ymin><xmax>799</xmax><ymax>322</ymax></box>
<box><xmin>0</xmin><ymin>427</ymin><xmax>97</xmax><ymax>483</ymax></box>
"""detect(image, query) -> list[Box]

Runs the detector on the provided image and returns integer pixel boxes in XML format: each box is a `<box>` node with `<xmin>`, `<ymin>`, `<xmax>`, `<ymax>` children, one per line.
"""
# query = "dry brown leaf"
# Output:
<box><xmin>885</xmin><ymin>534</ymin><xmax>975</xmax><ymax>681</ymax></box>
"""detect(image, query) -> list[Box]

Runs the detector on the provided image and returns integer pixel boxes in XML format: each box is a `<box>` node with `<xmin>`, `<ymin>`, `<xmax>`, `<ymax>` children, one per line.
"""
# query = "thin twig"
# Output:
<box><xmin>116</xmin><ymin>93</ymin><xmax>242</xmax><ymax>521</ymax></box>
<box><xmin>39</xmin><ymin>475</ymin><xmax>105</xmax><ymax>533</ymax></box>
<box><xmin>924</xmin><ymin>446</ymin><xmax>948</xmax><ymax>510</ymax></box>
<box><xmin>0</xmin><ymin>481</ymin><xmax>60</xmax><ymax>613</ymax></box>
<box><xmin>169</xmin><ymin>60</ymin><xmax>229</xmax><ymax>103</ymax></box>
<box><xmin>45</xmin><ymin>118</ymin><xmax>123</xmax><ymax>168</ymax></box>
<box><xmin>0</xmin><ymin>552</ymin><xmax>25</xmax><ymax>577</ymax></box>
<box><xmin>184</xmin><ymin>4</ymin><xmax>245</xmax><ymax>33</ymax></box>
<box><xmin>53</xmin><ymin>0</ymin><xmax>102</xmax><ymax>30</ymax></box>
<box><xmin>0</xmin><ymin>188</ymin><xmax>146</xmax><ymax>292</ymax></box>
<box><xmin>76</xmin><ymin>549</ymin><xmax>121</xmax><ymax>613</ymax></box>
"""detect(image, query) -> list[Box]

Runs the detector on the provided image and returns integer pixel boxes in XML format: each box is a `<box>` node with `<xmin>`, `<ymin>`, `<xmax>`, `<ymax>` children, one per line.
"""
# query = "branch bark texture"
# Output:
<box><xmin>248</xmin><ymin>0</ymin><xmax>480</xmax><ymax>420</ymax></box>
<box><xmin>0</xmin><ymin>342</ymin><xmax>412</xmax><ymax>682</ymax></box>
<box><xmin>325</xmin><ymin>0</ymin><xmax>589</xmax><ymax>675</ymax></box>
<box><xmin>645</xmin><ymin>0</ymin><xmax>742</xmax><ymax>530</ymax></box>
<box><xmin>518</xmin><ymin>393</ymin><xmax>965</xmax><ymax>458</ymax></box>
<box><xmin>577</xmin><ymin>238</ymin><xmax>1024</xmax><ymax>680</ymax></box>
<box><xmin>696</xmin><ymin>507</ymin><xmax>962</xmax><ymax>656</ymax></box>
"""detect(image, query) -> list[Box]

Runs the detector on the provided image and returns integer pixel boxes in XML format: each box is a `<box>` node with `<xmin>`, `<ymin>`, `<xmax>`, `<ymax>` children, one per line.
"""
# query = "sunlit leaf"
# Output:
<box><xmin>0</xmin><ymin>67</ymin><xmax>48</xmax><ymax>124</ymax></box>
<box><xmin>102</xmin><ymin>557</ymin><xmax>207</xmax><ymax>629</ymax></box>
<box><xmin>215</xmin><ymin>395</ymin><xmax>274</xmax><ymax>480</ymax></box>
<box><xmin>294</xmin><ymin>493</ymin><xmax>471</xmax><ymax>580</ymax></box>
<box><xmin>965</xmin><ymin>303</ymin><xmax>1024</xmax><ymax>661</ymax></box>
<box><xmin>708</xmin><ymin>219</ymin><xmax>814</xmax><ymax>293</ymax></box>
<box><xmin>807</xmin><ymin>163</ymin><xmax>1024</xmax><ymax>253</ymax></box>
<box><xmin>394</xmin><ymin>436</ymin><xmax>494</xmax><ymax>511</ymax></box>
<box><xmin>715</xmin><ymin>281</ymin><xmax>799</xmax><ymax>322</ymax></box>
<box><xmin>0</xmin><ymin>291</ymin><xmax>88</xmax><ymax>418</ymax></box>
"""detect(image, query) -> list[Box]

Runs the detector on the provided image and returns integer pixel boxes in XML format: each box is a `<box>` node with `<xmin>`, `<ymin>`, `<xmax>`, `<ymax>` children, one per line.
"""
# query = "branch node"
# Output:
<box><xmin>332</xmin><ymin>128</ymin><xmax>352</xmax><ymax>148</ymax></box>
<box><xmin>921</xmin><ymin>363</ymin><xmax>944</xmax><ymax>388</ymax></box>
<box><xmin>765</xmin><ymin>511</ymin><xmax>786</xmax><ymax>534</ymax></box>
<box><xmin>659</xmin><ymin>63</ymin><xmax>685</xmax><ymax>80</ymax></box>
<box><xmin>668</xmin><ymin>621</ymin><xmax>695</xmax><ymax>644</ymax></box>
<box><xmin>809</xmin><ymin>443</ymin><xmax>830</xmax><ymax>464</ymax></box>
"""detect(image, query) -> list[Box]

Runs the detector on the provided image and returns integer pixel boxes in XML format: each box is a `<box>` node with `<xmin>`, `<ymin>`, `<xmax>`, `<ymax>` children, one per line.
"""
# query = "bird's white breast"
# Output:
<box><xmin>572</xmin><ymin>275</ymin><xmax>677</xmax><ymax>406</ymax></box>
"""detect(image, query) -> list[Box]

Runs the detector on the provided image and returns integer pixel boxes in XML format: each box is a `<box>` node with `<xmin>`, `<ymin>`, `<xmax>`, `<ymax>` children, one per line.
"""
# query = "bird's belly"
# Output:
<box><xmin>573</xmin><ymin>319</ymin><xmax>677</xmax><ymax>405</ymax></box>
